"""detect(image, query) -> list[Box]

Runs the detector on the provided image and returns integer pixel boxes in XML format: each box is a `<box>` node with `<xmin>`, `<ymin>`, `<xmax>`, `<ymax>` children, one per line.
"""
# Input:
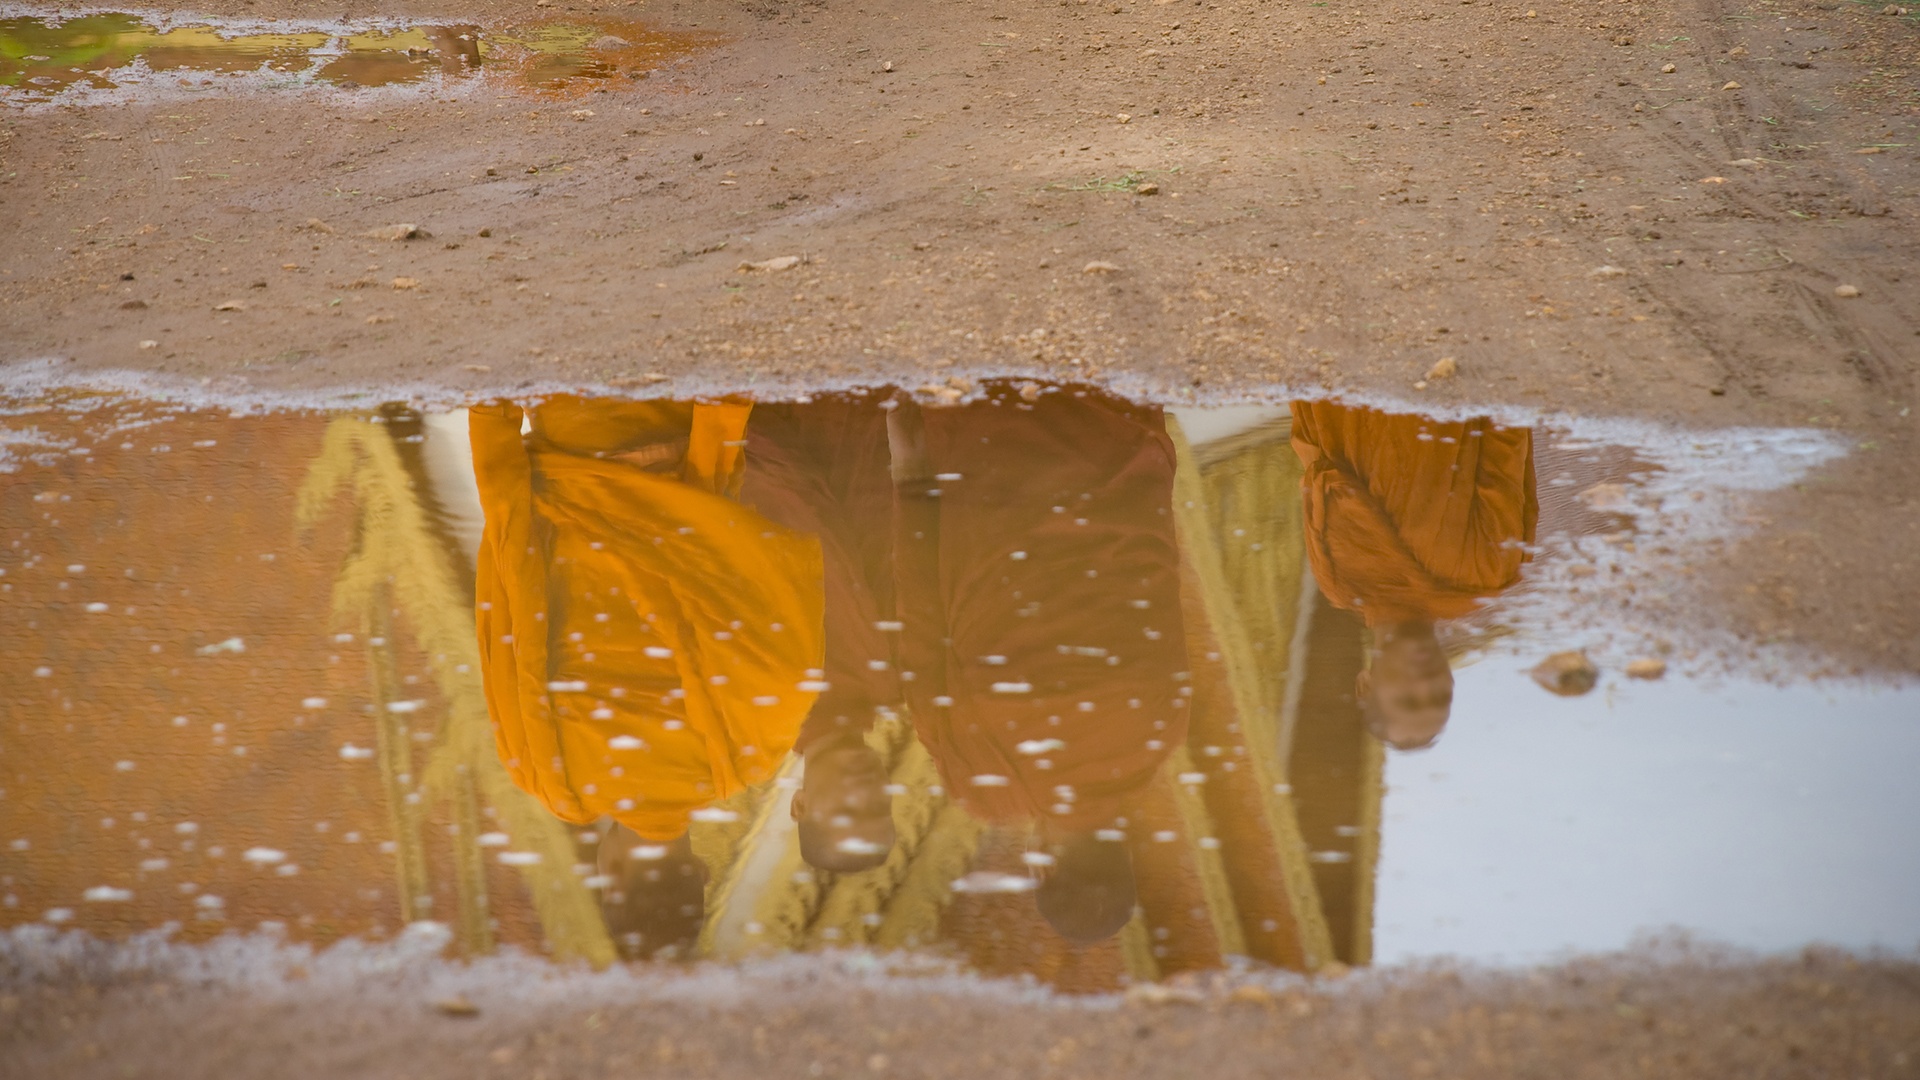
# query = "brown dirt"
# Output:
<box><xmin>4</xmin><ymin>946</ymin><xmax>1919</xmax><ymax>1079</ymax></box>
<box><xmin>2</xmin><ymin>0</ymin><xmax>1918</xmax><ymax>671</ymax></box>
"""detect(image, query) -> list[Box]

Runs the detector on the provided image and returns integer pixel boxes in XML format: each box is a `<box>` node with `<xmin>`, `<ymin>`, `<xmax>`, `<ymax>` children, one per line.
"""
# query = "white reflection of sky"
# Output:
<box><xmin>1373</xmin><ymin>663</ymin><xmax>1920</xmax><ymax>965</ymax></box>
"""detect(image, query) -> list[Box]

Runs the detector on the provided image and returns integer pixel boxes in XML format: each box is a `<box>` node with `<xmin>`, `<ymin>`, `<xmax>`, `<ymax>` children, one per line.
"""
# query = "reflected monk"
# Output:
<box><xmin>470</xmin><ymin>397</ymin><xmax>826</xmax><ymax>955</ymax></box>
<box><xmin>740</xmin><ymin>393</ymin><xmax>903</xmax><ymax>874</ymax></box>
<box><xmin>1291</xmin><ymin>401</ymin><xmax>1537</xmax><ymax>751</ymax></box>
<box><xmin>890</xmin><ymin>385</ymin><xmax>1192</xmax><ymax>944</ymax></box>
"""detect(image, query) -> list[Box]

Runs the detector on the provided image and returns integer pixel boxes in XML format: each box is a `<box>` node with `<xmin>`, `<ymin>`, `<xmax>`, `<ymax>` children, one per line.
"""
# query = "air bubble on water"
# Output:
<box><xmin>275</xmin><ymin>864</ymin><xmax>300</xmax><ymax>876</ymax></box>
<box><xmin>980</xmin><ymin>655</ymin><xmax>1007</xmax><ymax>666</ymax></box>
<box><xmin>175</xmin><ymin>822</ymin><xmax>199</xmax><ymax>835</ymax></box>
<box><xmin>301</xmin><ymin>697</ymin><xmax>328</xmax><ymax>709</ymax></box>
<box><xmin>115</xmin><ymin>760</ymin><xmax>135</xmax><ymax>772</ymax></box>
<box><xmin>583</xmin><ymin>874</ymin><xmax>613</xmax><ymax>889</ymax></box>
<box><xmin>498</xmin><ymin>851</ymin><xmax>542</xmax><ymax>866</ymax></box>
<box><xmin>1178</xmin><ymin>771</ymin><xmax>1207</xmax><ymax>785</ymax></box>
<box><xmin>1017</xmin><ymin>738</ymin><xmax>1065</xmax><ymax>755</ymax></box>
<box><xmin>1094</xmin><ymin>829</ymin><xmax>1126</xmax><ymax>842</ymax></box>
<box><xmin>1009</xmin><ymin>551</ymin><xmax>1028</xmax><ymax>560</ymax></box>
<box><xmin>690</xmin><ymin>807</ymin><xmax>740</xmax><ymax>823</ymax></box>
<box><xmin>32</xmin><ymin>667</ymin><xmax>51</xmax><ymax>678</ymax></box>
<box><xmin>751</xmin><ymin>695</ymin><xmax>780</xmax><ymax>706</ymax></box>
<box><xmin>1152</xmin><ymin>830</ymin><xmax>1178</xmax><ymax>843</ymax></box>
<box><xmin>84</xmin><ymin>602</ymin><xmax>109</xmax><ymax>613</ymax></box>
<box><xmin>44</xmin><ymin>908</ymin><xmax>73</xmax><ymax>924</ymax></box>
<box><xmin>1021</xmin><ymin>851</ymin><xmax>1056</xmax><ymax>868</ymax></box>
<box><xmin>644</xmin><ymin>646</ymin><xmax>673</xmax><ymax>659</ymax></box>
<box><xmin>990</xmin><ymin>682</ymin><xmax>1032</xmax><ymax>694</ymax></box>
<box><xmin>547</xmin><ymin>680</ymin><xmax>588</xmax><ymax>693</ymax></box>
<box><xmin>83</xmin><ymin>886</ymin><xmax>132</xmax><ymax>903</ymax></box>
<box><xmin>874</xmin><ymin>620</ymin><xmax>904</xmax><ymax>632</ymax></box>
<box><xmin>195</xmin><ymin>894</ymin><xmax>224</xmax><ymax>910</ymax></box>
<box><xmin>1198</xmin><ymin>837</ymin><xmax>1222</xmax><ymax>850</ymax></box>
<box><xmin>242</xmin><ymin>847</ymin><xmax>286</xmax><ymax>866</ymax></box>
<box><xmin>607</xmin><ymin>735</ymin><xmax>645</xmax><ymax>751</ymax></box>
<box><xmin>969</xmin><ymin>774</ymin><xmax>1010</xmax><ymax>787</ymax></box>
<box><xmin>835</xmin><ymin>837</ymin><xmax>885</xmax><ymax>856</ymax></box>
<box><xmin>797</xmin><ymin>679</ymin><xmax>831</xmax><ymax>692</ymax></box>
<box><xmin>951</xmin><ymin>872</ymin><xmax>1037</xmax><ymax>894</ymax></box>
<box><xmin>339</xmin><ymin>743</ymin><xmax>374</xmax><ymax>761</ymax></box>
<box><xmin>8</xmin><ymin>839</ymin><xmax>28</xmax><ymax>851</ymax></box>
<box><xmin>882</xmin><ymin>783</ymin><xmax>908</xmax><ymax>797</ymax></box>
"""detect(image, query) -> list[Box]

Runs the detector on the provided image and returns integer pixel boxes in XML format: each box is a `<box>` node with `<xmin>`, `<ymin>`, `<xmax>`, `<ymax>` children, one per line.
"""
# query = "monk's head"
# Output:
<box><xmin>1035</xmin><ymin>831</ymin><xmax>1137</xmax><ymax>944</ymax></box>
<box><xmin>597</xmin><ymin>827</ymin><xmax>708</xmax><ymax>960</ymax></box>
<box><xmin>792</xmin><ymin>732</ymin><xmax>896</xmax><ymax>872</ymax></box>
<box><xmin>1356</xmin><ymin>619</ymin><xmax>1453</xmax><ymax>751</ymax></box>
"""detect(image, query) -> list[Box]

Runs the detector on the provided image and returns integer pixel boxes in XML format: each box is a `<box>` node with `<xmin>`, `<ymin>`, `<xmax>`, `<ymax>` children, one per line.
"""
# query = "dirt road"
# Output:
<box><xmin>2</xmin><ymin>0</ymin><xmax>1917</xmax><ymax>668</ymax></box>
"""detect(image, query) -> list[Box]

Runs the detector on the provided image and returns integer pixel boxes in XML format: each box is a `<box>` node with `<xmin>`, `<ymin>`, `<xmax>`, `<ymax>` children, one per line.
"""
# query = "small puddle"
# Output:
<box><xmin>0</xmin><ymin>383</ymin><xmax>1910</xmax><ymax>991</ymax></box>
<box><xmin>0</xmin><ymin>11</ymin><xmax>723</xmax><ymax>104</ymax></box>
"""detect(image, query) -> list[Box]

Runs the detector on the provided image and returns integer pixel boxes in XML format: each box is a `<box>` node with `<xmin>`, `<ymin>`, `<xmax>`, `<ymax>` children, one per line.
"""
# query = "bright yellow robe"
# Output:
<box><xmin>471</xmin><ymin>398</ymin><xmax>825</xmax><ymax>841</ymax></box>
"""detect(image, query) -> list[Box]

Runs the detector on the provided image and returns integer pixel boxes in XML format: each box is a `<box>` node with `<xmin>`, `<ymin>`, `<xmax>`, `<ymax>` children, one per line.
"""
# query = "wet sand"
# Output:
<box><xmin>4</xmin><ymin>941</ymin><xmax>1917</xmax><ymax>1080</ymax></box>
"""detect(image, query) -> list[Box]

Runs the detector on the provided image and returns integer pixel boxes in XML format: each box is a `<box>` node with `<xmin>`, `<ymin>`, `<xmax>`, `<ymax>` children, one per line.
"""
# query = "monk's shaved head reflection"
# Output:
<box><xmin>790</xmin><ymin>731</ymin><xmax>896</xmax><ymax>873</ymax></box>
<box><xmin>1291</xmin><ymin>401</ymin><xmax>1537</xmax><ymax>751</ymax></box>
<box><xmin>1035</xmin><ymin>832</ymin><xmax>1138</xmax><ymax>945</ymax></box>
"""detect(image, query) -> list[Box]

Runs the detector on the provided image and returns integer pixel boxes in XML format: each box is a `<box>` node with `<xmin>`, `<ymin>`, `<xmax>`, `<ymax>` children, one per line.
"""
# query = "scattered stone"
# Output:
<box><xmin>570</xmin><ymin>109</ymin><xmax>595</xmax><ymax>121</ymax></box>
<box><xmin>1531</xmin><ymin>651</ymin><xmax>1600</xmax><ymax>696</ymax></box>
<box><xmin>478</xmin><ymin>227</ymin><xmax>493</xmax><ymax>237</ymax></box>
<box><xmin>883</xmin><ymin>60</ymin><xmax>895</xmax><ymax>72</ymax></box>
<box><xmin>1728</xmin><ymin>158</ymin><xmax>1762</xmax><ymax>168</ymax></box>
<box><xmin>138</xmin><ymin>340</ymin><xmax>159</xmax><ymax>349</ymax></box>
<box><xmin>1579</xmin><ymin>482</ymin><xmax>1632</xmax><ymax>511</ymax></box>
<box><xmin>739</xmin><ymin>255</ymin><xmax>802</xmax><ymax>272</ymax></box>
<box><xmin>1117</xmin><ymin>112</ymin><xmax>1132</xmax><ymax>123</ymax></box>
<box><xmin>589</xmin><ymin>34</ymin><xmax>631</xmax><ymax>49</ymax></box>
<box><xmin>1018</xmin><ymin>381</ymin><xmax>1043</xmax><ymax>401</ymax></box>
<box><xmin>1661</xmin><ymin>63</ymin><xmax>1677</xmax><ymax>73</ymax></box>
<box><xmin>1834</xmin><ymin>284</ymin><xmax>1861</xmax><ymax>298</ymax></box>
<box><xmin>1590</xmin><ymin>264</ymin><xmax>1629</xmax><ymax>278</ymax></box>
<box><xmin>1625</xmin><ymin>657</ymin><xmax>1668</xmax><ymax>680</ymax></box>
<box><xmin>1125</xmin><ymin>983</ymin><xmax>1204</xmax><ymax>1005</ymax></box>
<box><xmin>1727</xmin><ymin>46</ymin><xmax>1748</xmax><ymax>58</ymax></box>
<box><xmin>1614</xmin><ymin>35</ymin><xmax>1633</xmax><ymax>45</ymax></box>
<box><xmin>120</xmin><ymin>299</ymin><xmax>147</xmax><ymax>310</ymax></box>
<box><xmin>213</xmin><ymin>300</ymin><xmax>246</xmax><ymax>312</ymax></box>
<box><xmin>303</xmin><ymin>218</ymin><xmax>335</xmax><ymax>234</ymax></box>
<box><xmin>464</xmin><ymin>364</ymin><xmax>491</xmax><ymax>373</ymax></box>
<box><xmin>391</xmin><ymin>277</ymin><xmax>420</xmax><ymax>290</ymax></box>
<box><xmin>1722</xmin><ymin>80</ymin><xmax>1742</xmax><ymax>90</ymax></box>
<box><xmin>434</xmin><ymin>995</ymin><xmax>480</xmax><ymax>1018</ymax></box>
<box><xmin>365</xmin><ymin>314</ymin><xmax>393</xmax><ymax>325</ymax></box>
<box><xmin>1228</xmin><ymin>985</ymin><xmax>1275</xmax><ymax>1005</ymax></box>
<box><xmin>1134</xmin><ymin>182</ymin><xmax>1160</xmax><ymax>195</ymax></box>
<box><xmin>1425</xmin><ymin>356</ymin><xmax>1458</xmax><ymax>381</ymax></box>
<box><xmin>364</xmin><ymin>223</ymin><xmax>428</xmax><ymax>241</ymax></box>
<box><xmin>1082</xmin><ymin>260</ymin><xmax>1122</xmax><ymax>274</ymax></box>
<box><xmin>1700</xmin><ymin>176</ymin><xmax>1728</xmax><ymax>184</ymax></box>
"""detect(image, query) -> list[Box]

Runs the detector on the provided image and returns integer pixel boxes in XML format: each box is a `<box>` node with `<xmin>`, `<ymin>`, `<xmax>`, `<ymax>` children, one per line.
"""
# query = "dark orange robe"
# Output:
<box><xmin>895</xmin><ymin>387</ymin><xmax>1191</xmax><ymax>832</ymax></box>
<box><xmin>471</xmin><ymin>397</ymin><xmax>825</xmax><ymax>841</ymax></box>
<box><xmin>1290</xmin><ymin>401</ymin><xmax>1537</xmax><ymax>624</ymax></box>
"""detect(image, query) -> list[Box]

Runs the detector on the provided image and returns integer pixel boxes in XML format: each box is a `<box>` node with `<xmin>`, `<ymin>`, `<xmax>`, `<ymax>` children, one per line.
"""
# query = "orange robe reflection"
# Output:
<box><xmin>1290</xmin><ymin>401</ymin><xmax>1538</xmax><ymax>623</ymax></box>
<box><xmin>470</xmin><ymin>398</ymin><xmax>825</xmax><ymax>841</ymax></box>
<box><xmin>895</xmin><ymin>389</ymin><xmax>1191</xmax><ymax>833</ymax></box>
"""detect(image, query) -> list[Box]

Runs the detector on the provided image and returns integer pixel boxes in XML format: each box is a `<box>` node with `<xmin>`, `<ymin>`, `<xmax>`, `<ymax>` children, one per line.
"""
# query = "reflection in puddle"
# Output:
<box><xmin>0</xmin><ymin>384</ymin><xmax>1913</xmax><ymax>993</ymax></box>
<box><xmin>0</xmin><ymin>12</ymin><xmax>723</xmax><ymax>102</ymax></box>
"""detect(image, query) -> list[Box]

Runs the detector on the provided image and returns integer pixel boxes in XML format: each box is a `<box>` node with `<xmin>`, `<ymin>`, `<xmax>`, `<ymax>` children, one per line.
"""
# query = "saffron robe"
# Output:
<box><xmin>472</xmin><ymin>397</ymin><xmax>825</xmax><ymax>841</ymax></box>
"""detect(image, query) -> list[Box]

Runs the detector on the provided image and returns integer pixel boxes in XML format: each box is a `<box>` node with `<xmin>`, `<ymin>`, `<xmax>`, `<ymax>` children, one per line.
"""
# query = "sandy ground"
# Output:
<box><xmin>3</xmin><ymin>0</ymin><xmax>1916</xmax><ymax>672</ymax></box>
<box><xmin>3</xmin><ymin>941</ymin><xmax>1918</xmax><ymax>1079</ymax></box>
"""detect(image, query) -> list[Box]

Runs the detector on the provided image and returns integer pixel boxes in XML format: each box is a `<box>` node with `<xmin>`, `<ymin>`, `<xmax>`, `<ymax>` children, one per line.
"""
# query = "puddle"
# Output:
<box><xmin>0</xmin><ymin>11</ymin><xmax>724</xmax><ymax>104</ymax></box>
<box><xmin>1</xmin><ymin>383</ymin><xmax>1912</xmax><ymax>992</ymax></box>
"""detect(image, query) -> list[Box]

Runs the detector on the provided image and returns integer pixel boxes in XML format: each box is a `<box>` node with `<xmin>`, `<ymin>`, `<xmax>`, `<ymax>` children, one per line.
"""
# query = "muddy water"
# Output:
<box><xmin>0</xmin><ymin>12</ymin><xmax>723</xmax><ymax>103</ymax></box>
<box><xmin>1</xmin><ymin>384</ymin><xmax>1913</xmax><ymax>992</ymax></box>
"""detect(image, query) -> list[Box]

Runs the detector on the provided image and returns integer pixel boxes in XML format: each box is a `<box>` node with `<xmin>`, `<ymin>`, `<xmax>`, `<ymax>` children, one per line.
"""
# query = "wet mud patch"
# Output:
<box><xmin>0</xmin><ymin>10</ymin><xmax>724</xmax><ymax>105</ymax></box>
<box><xmin>0</xmin><ymin>382</ymin><xmax>1912</xmax><ymax>999</ymax></box>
